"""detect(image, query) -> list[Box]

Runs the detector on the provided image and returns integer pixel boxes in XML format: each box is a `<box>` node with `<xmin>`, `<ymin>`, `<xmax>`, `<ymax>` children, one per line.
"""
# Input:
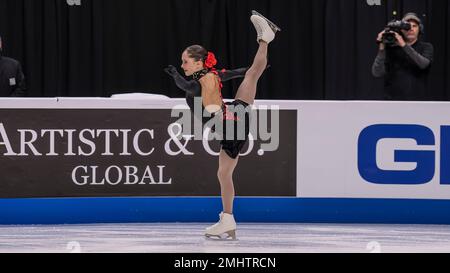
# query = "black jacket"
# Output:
<box><xmin>372</xmin><ymin>41</ymin><xmax>434</xmax><ymax>100</ymax></box>
<box><xmin>0</xmin><ymin>55</ymin><xmax>27</xmax><ymax>97</ymax></box>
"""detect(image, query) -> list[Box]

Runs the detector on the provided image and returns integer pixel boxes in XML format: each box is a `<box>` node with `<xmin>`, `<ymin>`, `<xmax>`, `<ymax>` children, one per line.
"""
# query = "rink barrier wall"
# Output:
<box><xmin>1</xmin><ymin>98</ymin><xmax>450</xmax><ymax>225</ymax></box>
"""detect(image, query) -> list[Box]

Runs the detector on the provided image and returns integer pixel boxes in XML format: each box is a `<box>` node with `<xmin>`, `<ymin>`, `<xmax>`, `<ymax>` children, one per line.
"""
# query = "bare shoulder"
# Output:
<box><xmin>199</xmin><ymin>72</ymin><xmax>218</xmax><ymax>85</ymax></box>
<box><xmin>203</xmin><ymin>72</ymin><xmax>217</xmax><ymax>80</ymax></box>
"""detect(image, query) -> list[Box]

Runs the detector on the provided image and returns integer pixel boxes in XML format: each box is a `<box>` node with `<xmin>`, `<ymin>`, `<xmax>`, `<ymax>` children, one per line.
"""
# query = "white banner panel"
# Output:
<box><xmin>298</xmin><ymin>101</ymin><xmax>450</xmax><ymax>200</ymax></box>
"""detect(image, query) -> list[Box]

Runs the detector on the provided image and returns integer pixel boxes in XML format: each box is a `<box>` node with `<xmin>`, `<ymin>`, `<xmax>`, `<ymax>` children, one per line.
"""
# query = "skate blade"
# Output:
<box><xmin>251</xmin><ymin>10</ymin><xmax>282</xmax><ymax>32</ymax></box>
<box><xmin>205</xmin><ymin>230</ymin><xmax>238</xmax><ymax>241</ymax></box>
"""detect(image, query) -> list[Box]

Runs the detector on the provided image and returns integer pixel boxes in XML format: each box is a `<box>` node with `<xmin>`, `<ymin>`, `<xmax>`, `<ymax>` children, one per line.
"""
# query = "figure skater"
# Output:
<box><xmin>165</xmin><ymin>10</ymin><xmax>280</xmax><ymax>239</ymax></box>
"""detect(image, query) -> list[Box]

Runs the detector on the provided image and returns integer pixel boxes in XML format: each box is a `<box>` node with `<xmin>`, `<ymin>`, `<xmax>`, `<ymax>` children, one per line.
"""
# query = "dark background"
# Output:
<box><xmin>0</xmin><ymin>0</ymin><xmax>449</xmax><ymax>100</ymax></box>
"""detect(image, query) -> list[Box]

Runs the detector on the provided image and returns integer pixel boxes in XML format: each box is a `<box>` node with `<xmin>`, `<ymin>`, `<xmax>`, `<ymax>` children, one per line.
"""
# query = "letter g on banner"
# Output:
<box><xmin>358</xmin><ymin>124</ymin><xmax>435</xmax><ymax>185</ymax></box>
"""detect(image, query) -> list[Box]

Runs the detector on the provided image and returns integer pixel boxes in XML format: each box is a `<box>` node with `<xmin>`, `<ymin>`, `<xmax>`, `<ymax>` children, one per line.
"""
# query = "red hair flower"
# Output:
<box><xmin>204</xmin><ymin>52</ymin><xmax>217</xmax><ymax>69</ymax></box>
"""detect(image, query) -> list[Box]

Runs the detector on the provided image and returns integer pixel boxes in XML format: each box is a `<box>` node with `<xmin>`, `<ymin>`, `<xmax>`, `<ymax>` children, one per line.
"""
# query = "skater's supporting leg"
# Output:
<box><xmin>217</xmin><ymin>149</ymin><xmax>239</xmax><ymax>214</ymax></box>
<box><xmin>204</xmin><ymin>150</ymin><xmax>238</xmax><ymax>239</ymax></box>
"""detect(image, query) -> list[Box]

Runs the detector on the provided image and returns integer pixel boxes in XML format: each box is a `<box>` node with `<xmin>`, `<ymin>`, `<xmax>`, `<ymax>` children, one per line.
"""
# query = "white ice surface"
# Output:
<box><xmin>0</xmin><ymin>223</ymin><xmax>449</xmax><ymax>253</ymax></box>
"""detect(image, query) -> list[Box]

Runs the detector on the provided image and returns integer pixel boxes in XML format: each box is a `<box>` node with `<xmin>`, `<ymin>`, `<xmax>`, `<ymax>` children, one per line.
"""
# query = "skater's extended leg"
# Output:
<box><xmin>235</xmin><ymin>12</ymin><xmax>279</xmax><ymax>105</ymax></box>
<box><xmin>235</xmin><ymin>42</ymin><xmax>268</xmax><ymax>105</ymax></box>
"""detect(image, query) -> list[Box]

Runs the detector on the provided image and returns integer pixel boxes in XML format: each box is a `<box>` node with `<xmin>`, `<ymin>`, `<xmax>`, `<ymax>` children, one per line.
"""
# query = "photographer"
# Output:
<box><xmin>0</xmin><ymin>35</ymin><xmax>27</xmax><ymax>97</ymax></box>
<box><xmin>372</xmin><ymin>13</ymin><xmax>433</xmax><ymax>100</ymax></box>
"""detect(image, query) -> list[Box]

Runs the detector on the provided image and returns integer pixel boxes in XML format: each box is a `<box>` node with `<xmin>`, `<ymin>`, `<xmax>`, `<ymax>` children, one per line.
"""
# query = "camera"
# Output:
<box><xmin>382</xmin><ymin>20</ymin><xmax>411</xmax><ymax>46</ymax></box>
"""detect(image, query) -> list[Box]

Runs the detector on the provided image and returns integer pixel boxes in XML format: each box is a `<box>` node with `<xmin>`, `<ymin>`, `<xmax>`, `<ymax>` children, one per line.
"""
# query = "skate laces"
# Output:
<box><xmin>256</xmin><ymin>24</ymin><xmax>263</xmax><ymax>39</ymax></box>
<box><xmin>252</xmin><ymin>18</ymin><xmax>263</xmax><ymax>39</ymax></box>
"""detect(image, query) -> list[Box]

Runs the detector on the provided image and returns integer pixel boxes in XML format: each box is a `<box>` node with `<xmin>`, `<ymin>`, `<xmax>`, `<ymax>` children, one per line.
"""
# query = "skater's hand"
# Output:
<box><xmin>165</xmin><ymin>65</ymin><xmax>201</xmax><ymax>97</ymax></box>
<box><xmin>164</xmin><ymin>65</ymin><xmax>178</xmax><ymax>77</ymax></box>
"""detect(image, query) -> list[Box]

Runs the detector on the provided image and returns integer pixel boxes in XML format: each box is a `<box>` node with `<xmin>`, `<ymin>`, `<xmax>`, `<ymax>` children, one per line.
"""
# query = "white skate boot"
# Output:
<box><xmin>250</xmin><ymin>10</ymin><xmax>281</xmax><ymax>44</ymax></box>
<box><xmin>205</xmin><ymin>212</ymin><xmax>237</xmax><ymax>240</ymax></box>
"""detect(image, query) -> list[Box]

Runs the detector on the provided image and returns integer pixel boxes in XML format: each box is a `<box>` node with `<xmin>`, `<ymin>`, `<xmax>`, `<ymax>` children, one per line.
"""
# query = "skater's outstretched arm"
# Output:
<box><xmin>165</xmin><ymin>65</ymin><xmax>269</xmax><ymax>96</ymax></box>
<box><xmin>219</xmin><ymin>68</ymin><xmax>248</xmax><ymax>82</ymax></box>
<box><xmin>164</xmin><ymin>65</ymin><xmax>201</xmax><ymax>97</ymax></box>
<box><xmin>219</xmin><ymin>66</ymin><xmax>271</xmax><ymax>82</ymax></box>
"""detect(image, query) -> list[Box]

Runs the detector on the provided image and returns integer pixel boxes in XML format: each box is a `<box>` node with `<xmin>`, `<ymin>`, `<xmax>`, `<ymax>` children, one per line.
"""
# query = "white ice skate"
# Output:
<box><xmin>205</xmin><ymin>212</ymin><xmax>237</xmax><ymax>240</ymax></box>
<box><xmin>250</xmin><ymin>10</ymin><xmax>281</xmax><ymax>44</ymax></box>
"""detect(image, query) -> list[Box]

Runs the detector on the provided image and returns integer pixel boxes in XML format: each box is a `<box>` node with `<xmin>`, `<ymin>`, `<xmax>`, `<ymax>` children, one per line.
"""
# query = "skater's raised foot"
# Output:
<box><xmin>250</xmin><ymin>15</ymin><xmax>274</xmax><ymax>44</ymax></box>
<box><xmin>250</xmin><ymin>11</ymin><xmax>281</xmax><ymax>44</ymax></box>
<box><xmin>251</xmin><ymin>10</ymin><xmax>282</xmax><ymax>32</ymax></box>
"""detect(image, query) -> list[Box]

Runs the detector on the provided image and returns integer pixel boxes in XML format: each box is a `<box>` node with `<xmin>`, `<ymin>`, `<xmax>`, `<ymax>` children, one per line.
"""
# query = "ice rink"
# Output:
<box><xmin>0</xmin><ymin>223</ymin><xmax>449</xmax><ymax>253</ymax></box>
